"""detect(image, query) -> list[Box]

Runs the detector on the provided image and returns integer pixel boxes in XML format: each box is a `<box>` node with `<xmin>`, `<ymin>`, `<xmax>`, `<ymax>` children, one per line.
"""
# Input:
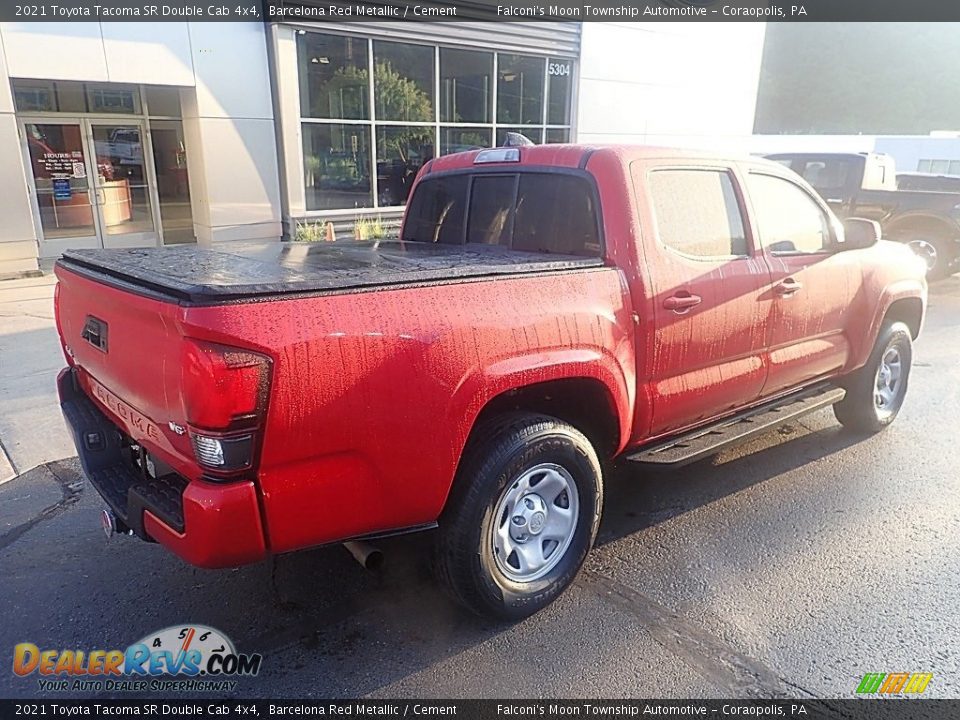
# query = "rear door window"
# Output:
<box><xmin>649</xmin><ymin>169</ymin><xmax>748</xmax><ymax>258</ymax></box>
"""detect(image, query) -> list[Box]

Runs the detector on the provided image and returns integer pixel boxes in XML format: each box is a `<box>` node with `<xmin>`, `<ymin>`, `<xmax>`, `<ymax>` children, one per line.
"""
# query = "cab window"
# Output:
<box><xmin>402</xmin><ymin>171</ymin><xmax>601</xmax><ymax>257</ymax></box>
<box><xmin>649</xmin><ymin>169</ymin><xmax>748</xmax><ymax>259</ymax></box>
<box><xmin>747</xmin><ymin>173</ymin><xmax>833</xmax><ymax>255</ymax></box>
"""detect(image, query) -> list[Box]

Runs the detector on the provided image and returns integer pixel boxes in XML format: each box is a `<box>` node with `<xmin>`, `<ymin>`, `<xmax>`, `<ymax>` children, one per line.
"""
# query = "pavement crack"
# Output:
<box><xmin>0</xmin><ymin>461</ymin><xmax>84</xmax><ymax>552</ymax></box>
<box><xmin>580</xmin><ymin>568</ymin><xmax>828</xmax><ymax>702</ymax></box>
<box><xmin>0</xmin><ymin>435</ymin><xmax>20</xmax><ymax>477</ymax></box>
<box><xmin>0</xmin><ymin>310</ymin><xmax>54</xmax><ymax>321</ymax></box>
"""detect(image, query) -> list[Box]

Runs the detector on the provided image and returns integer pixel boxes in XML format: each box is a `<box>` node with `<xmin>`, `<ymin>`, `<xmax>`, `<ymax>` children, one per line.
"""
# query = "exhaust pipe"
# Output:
<box><xmin>343</xmin><ymin>540</ymin><xmax>384</xmax><ymax>571</ymax></box>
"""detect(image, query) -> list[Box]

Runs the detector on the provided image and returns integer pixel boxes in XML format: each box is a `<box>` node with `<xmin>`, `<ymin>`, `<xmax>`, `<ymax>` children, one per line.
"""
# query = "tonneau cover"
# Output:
<box><xmin>58</xmin><ymin>240</ymin><xmax>603</xmax><ymax>304</ymax></box>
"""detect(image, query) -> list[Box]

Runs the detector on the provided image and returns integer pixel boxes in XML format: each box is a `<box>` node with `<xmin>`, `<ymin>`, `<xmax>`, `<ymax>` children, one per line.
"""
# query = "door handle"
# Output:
<box><xmin>774</xmin><ymin>278</ymin><xmax>803</xmax><ymax>296</ymax></box>
<box><xmin>663</xmin><ymin>292</ymin><xmax>702</xmax><ymax>313</ymax></box>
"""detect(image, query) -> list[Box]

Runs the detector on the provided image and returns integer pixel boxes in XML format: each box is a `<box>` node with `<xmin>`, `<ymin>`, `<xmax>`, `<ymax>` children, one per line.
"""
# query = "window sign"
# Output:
<box><xmin>39</xmin><ymin>150</ymin><xmax>86</xmax><ymax>179</ymax></box>
<box><xmin>52</xmin><ymin>178</ymin><xmax>72</xmax><ymax>200</ymax></box>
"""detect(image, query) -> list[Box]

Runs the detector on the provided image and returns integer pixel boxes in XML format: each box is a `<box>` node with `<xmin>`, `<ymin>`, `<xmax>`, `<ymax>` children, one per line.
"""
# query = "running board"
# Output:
<box><xmin>626</xmin><ymin>384</ymin><xmax>846</xmax><ymax>467</ymax></box>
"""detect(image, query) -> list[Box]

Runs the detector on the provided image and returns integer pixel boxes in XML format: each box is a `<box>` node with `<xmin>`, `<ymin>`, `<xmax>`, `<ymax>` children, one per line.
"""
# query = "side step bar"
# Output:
<box><xmin>626</xmin><ymin>384</ymin><xmax>846</xmax><ymax>467</ymax></box>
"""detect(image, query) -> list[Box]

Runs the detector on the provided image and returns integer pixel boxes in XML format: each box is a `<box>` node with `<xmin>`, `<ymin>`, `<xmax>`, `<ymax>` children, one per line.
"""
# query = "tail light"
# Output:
<box><xmin>180</xmin><ymin>339</ymin><xmax>271</xmax><ymax>478</ymax></box>
<box><xmin>54</xmin><ymin>282</ymin><xmax>76</xmax><ymax>368</ymax></box>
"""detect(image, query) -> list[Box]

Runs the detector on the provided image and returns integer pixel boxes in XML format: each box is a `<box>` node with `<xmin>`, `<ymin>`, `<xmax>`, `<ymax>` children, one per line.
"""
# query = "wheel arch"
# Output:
<box><xmin>884</xmin><ymin>213</ymin><xmax>958</xmax><ymax>242</ymax></box>
<box><xmin>883</xmin><ymin>296</ymin><xmax>924</xmax><ymax>340</ymax></box>
<box><xmin>465</xmin><ymin>377</ymin><xmax>623</xmax><ymax>462</ymax></box>
<box><xmin>848</xmin><ymin>284</ymin><xmax>926</xmax><ymax>373</ymax></box>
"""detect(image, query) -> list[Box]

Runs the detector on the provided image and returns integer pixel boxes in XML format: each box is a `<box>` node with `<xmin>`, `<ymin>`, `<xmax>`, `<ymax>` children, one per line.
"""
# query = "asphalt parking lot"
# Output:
<box><xmin>2</xmin><ymin>278</ymin><xmax>959</xmax><ymax>701</ymax></box>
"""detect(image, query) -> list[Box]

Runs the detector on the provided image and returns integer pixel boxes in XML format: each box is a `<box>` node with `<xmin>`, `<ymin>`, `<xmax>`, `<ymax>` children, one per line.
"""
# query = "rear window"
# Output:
<box><xmin>649</xmin><ymin>169</ymin><xmax>748</xmax><ymax>258</ymax></box>
<box><xmin>402</xmin><ymin>172</ymin><xmax>601</xmax><ymax>257</ymax></box>
<box><xmin>797</xmin><ymin>159</ymin><xmax>850</xmax><ymax>195</ymax></box>
<box><xmin>401</xmin><ymin>174</ymin><xmax>469</xmax><ymax>245</ymax></box>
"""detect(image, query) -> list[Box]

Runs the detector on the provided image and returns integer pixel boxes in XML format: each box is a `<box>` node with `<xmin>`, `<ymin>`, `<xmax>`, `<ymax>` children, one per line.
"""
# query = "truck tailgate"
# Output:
<box><xmin>55</xmin><ymin>264</ymin><xmax>197</xmax><ymax>478</ymax></box>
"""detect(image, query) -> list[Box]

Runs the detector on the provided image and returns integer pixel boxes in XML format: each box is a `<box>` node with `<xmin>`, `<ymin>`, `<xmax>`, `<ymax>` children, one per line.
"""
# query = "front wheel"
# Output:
<box><xmin>904</xmin><ymin>235</ymin><xmax>956</xmax><ymax>281</ymax></box>
<box><xmin>834</xmin><ymin>321</ymin><xmax>913</xmax><ymax>433</ymax></box>
<box><xmin>434</xmin><ymin>413</ymin><xmax>603</xmax><ymax>621</ymax></box>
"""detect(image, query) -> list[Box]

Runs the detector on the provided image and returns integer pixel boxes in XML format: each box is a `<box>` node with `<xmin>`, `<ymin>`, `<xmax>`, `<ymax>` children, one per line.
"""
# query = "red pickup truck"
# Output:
<box><xmin>55</xmin><ymin>145</ymin><xmax>927</xmax><ymax>619</ymax></box>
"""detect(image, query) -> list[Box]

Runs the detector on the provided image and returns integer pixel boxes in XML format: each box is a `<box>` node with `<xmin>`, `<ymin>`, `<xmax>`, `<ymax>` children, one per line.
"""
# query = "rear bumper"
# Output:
<box><xmin>57</xmin><ymin>368</ymin><xmax>267</xmax><ymax>568</ymax></box>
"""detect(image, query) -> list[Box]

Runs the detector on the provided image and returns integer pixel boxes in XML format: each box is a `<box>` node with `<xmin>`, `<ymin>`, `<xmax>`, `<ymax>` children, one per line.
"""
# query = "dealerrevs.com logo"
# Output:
<box><xmin>12</xmin><ymin>625</ymin><xmax>262</xmax><ymax>693</ymax></box>
<box><xmin>856</xmin><ymin>672</ymin><xmax>933</xmax><ymax>695</ymax></box>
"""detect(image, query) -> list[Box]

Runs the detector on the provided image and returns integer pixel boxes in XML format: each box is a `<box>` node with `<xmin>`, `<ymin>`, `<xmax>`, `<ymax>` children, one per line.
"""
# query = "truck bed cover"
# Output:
<box><xmin>58</xmin><ymin>240</ymin><xmax>604</xmax><ymax>304</ymax></box>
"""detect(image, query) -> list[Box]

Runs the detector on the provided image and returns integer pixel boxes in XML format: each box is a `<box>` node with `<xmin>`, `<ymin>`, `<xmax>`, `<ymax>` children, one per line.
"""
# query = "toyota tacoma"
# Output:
<box><xmin>56</xmin><ymin>145</ymin><xmax>927</xmax><ymax>619</ymax></box>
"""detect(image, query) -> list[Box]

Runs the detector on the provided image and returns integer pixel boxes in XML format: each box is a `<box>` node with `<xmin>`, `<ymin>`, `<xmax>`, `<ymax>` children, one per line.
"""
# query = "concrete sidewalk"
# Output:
<box><xmin>0</xmin><ymin>273</ymin><xmax>74</xmax><ymax>483</ymax></box>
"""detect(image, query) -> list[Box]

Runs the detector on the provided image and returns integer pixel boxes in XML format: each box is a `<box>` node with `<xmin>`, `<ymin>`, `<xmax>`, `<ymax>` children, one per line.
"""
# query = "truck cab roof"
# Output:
<box><xmin>426</xmin><ymin>143</ymin><xmax>781</xmax><ymax>174</ymax></box>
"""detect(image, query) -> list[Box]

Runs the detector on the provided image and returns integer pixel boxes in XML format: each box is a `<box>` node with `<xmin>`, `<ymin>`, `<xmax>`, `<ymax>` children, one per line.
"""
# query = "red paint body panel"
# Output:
<box><xmin>629</xmin><ymin>158</ymin><xmax>772</xmax><ymax>435</ymax></box>
<box><xmin>186</xmin><ymin>268</ymin><xmax>635</xmax><ymax>552</ymax></box>
<box><xmin>143</xmin><ymin>479</ymin><xmax>266</xmax><ymax>568</ymax></box>
<box><xmin>57</xmin><ymin>271</ymin><xmax>201</xmax><ymax>482</ymax></box>
<box><xmin>53</xmin><ymin>144</ymin><xmax>927</xmax><ymax>569</ymax></box>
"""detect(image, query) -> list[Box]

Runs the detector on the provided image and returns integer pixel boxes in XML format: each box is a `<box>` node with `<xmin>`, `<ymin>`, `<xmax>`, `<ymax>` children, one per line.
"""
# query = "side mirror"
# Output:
<box><xmin>841</xmin><ymin>218</ymin><xmax>881</xmax><ymax>250</ymax></box>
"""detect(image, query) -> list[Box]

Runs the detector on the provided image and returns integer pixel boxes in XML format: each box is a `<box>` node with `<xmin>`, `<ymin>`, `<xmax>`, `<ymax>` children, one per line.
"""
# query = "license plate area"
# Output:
<box><xmin>85</xmin><ymin>375</ymin><xmax>165</xmax><ymax>447</ymax></box>
<box><xmin>122</xmin><ymin>436</ymin><xmax>172</xmax><ymax>483</ymax></box>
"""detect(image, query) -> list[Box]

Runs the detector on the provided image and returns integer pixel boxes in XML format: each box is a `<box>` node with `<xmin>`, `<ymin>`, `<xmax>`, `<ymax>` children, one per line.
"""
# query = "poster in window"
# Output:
<box><xmin>53</xmin><ymin>178</ymin><xmax>72</xmax><ymax>200</ymax></box>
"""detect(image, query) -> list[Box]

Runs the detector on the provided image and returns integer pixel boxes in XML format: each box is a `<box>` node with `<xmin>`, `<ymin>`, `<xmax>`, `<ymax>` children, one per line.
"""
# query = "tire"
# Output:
<box><xmin>834</xmin><ymin>321</ymin><xmax>913</xmax><ymax>433</ymax></box>
<box><xmin>435</xmin><ymin>412</ymin><xmax>603</xmax><ymax>621</ymax></box>
<box><xmin>903</xmin><ymin>234</ymin><xmax>956</xmax><ymax>281</ymax></box>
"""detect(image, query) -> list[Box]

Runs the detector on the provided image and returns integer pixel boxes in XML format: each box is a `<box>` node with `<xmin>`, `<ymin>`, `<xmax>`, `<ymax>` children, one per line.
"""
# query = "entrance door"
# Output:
<box><xmin>22</xmin><ymin>118</ymin><xmax>160</xmax><ymax>257</ymax></box>
<box><xmin>88</xmin><ymin>121</ymin><xmax>158</xmax><ymax>248</ymax></box>
<box><xmin>22</xmin><ymin>120</ymin><xmax>100</xmax><ymax>257</ymax></box>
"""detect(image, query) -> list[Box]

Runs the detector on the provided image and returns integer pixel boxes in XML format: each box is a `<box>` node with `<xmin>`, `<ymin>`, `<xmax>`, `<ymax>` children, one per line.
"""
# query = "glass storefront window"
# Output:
<box><xmin>303</xmin><ymin>123</ymin><xmax>373</xmax><ymax>211</ymax></box>
<box><xmin>376</xmin><ymin>126</ymin><xmax>435</xmax><ymax>207</ymax></box>
<box><xmin>440</xmin><ymin>48</ymin><xmax>492</xmax><ymax>123</ymax></box>
<box><xmin>373</xmin><ymin>41</ymin><xmax>435</xmax><ymax>122</ymax></box>
<box><xmin>294</xmin><ymin>31</ymin><xmax>573</xmax><ymax>213</ymax></box>
<box><xmin>145</xmin><ymin>86</ymin><xmax>182</xmax><ymax>118</ymax></box>
<box><xmin>547</xmin><ymin>57</ymin><xmax>573</xmax><ymax>125</ymax></box>
<box><xmin>14</xmin><ymin>81</ymin><xmax>56</xmax><ymax>112</ymax></box>
<box><xmin>299</xmin><ymin>33</ymin><xmax>370</xmax><ymax>120</ymax></box>
<box><xmin>497</xmin><ymin>127</ymin><xmax>542</xmax><ymax>146</ymax></box>
<box><xmin>440</xmin><ymin>127</ymin><xmax>492</xmax><ymax>156</ymax></box>
<box><xmin>86</xmin><ymin>84</ymin><xmax>141</xmax><ymax>114</ymax></box>
<box><xmin>13</xmin><ymin>79</ymin><xmax>110</xmax><ymax>113</ymax></box>
<box><xmin>149</xmin><ymin>120</ymin><xmax>195</xmax><ymax>244</ymax></box>
<box><xmin>497</xmin><ymin>54</ymin><xmax>545</xmax><ymax>126</ymax></box>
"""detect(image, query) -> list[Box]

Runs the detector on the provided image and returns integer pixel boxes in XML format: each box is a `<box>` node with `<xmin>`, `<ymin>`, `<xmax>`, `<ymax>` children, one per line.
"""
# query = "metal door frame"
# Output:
<box><xmin>20</xmin><ymin>113</ymin><xmax>164</xmax><ymax>257</ymax></box>
<box><xmin>85</xmin><ymin>117</ymin><xmax>162</xmax><ymax>249</ymax></box>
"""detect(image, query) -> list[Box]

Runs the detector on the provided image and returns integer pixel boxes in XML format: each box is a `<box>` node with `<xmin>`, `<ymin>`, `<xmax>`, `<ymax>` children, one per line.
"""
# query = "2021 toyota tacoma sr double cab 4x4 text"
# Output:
<box><xmin>55</xmin><ymin>145</ymin><xmax>927</xmax><ymax>619</ymax></box>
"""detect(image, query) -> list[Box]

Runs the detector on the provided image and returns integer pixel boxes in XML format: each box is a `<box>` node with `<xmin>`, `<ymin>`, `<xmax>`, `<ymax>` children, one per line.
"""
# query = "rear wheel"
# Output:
<box><xmin>834</xmin><ymin>321</ymin><xmax>913</xmax><ymax>433</ymax></box>
<box><xmin>434</xmin><ymin>413</ymin><xmax>602</xmax><ymax>620</ymax></box>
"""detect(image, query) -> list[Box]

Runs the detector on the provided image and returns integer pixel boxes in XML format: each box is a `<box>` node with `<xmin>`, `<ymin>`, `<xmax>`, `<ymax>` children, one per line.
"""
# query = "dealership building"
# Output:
<box><xmin>0</xmin><ymin>16</ymin><xmax>767</xmax><ymax>277</ymax></box>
